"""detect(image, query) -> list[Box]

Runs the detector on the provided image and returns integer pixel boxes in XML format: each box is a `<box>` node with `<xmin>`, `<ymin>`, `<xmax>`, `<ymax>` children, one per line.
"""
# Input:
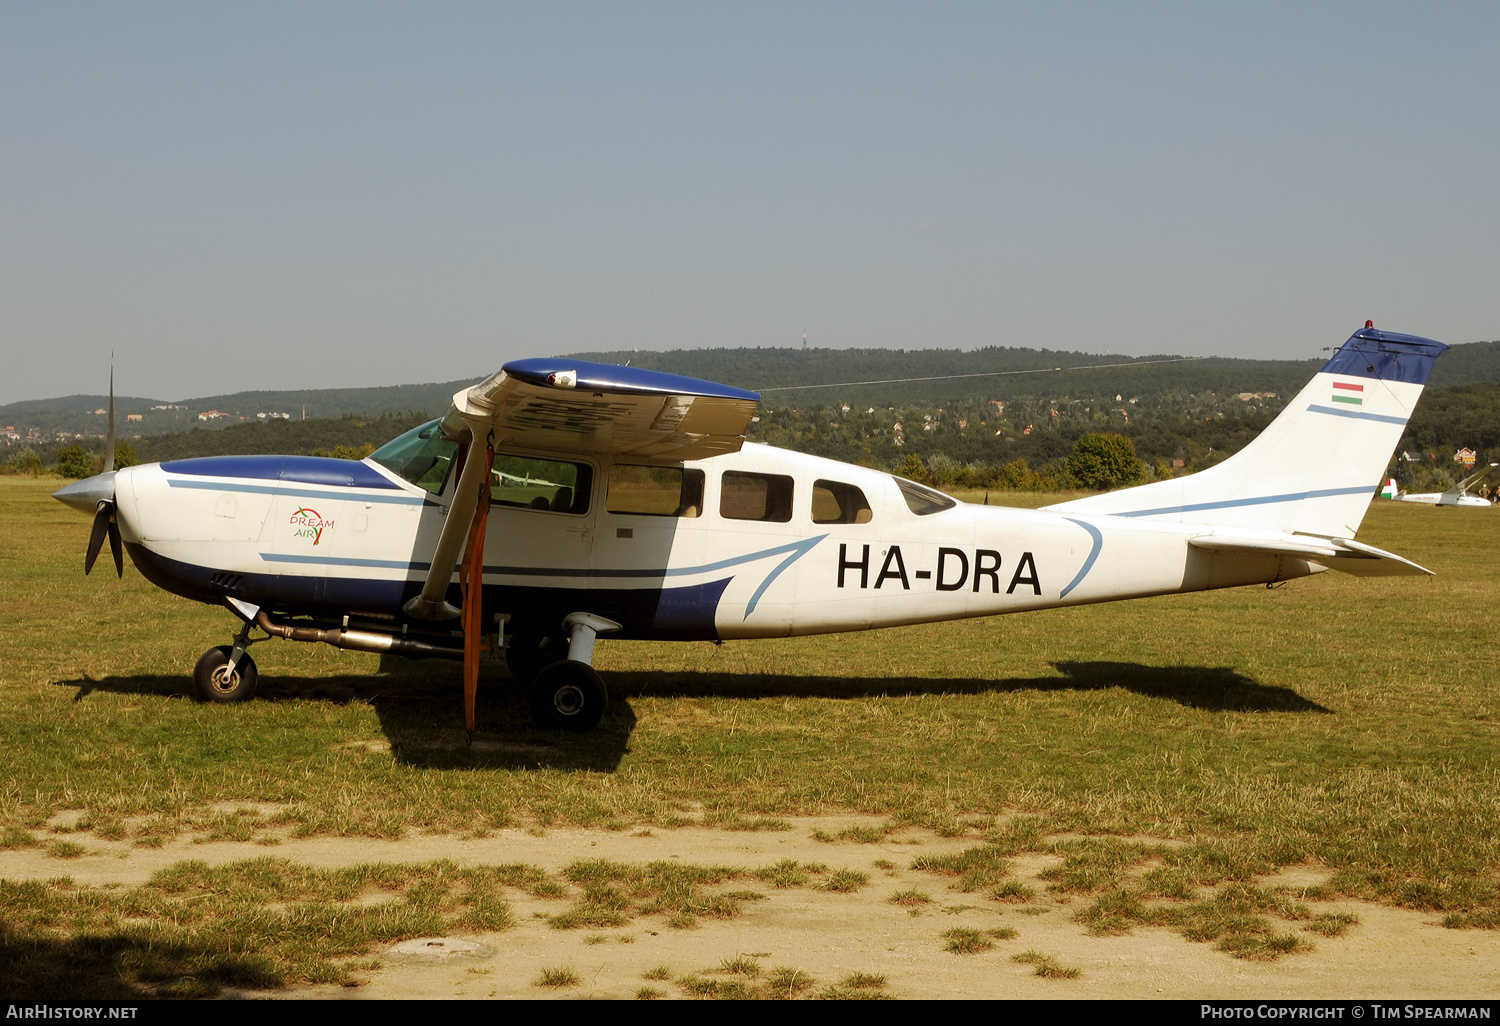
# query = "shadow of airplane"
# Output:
<box><xmin>598</xmin><ymin>660</ymin><xmax>1331</xmax><ymax>714</ymax></box>
<box><xmin>0</xmin><ymin>932</ymin><xmax>280</xmax><ymax>1000</ymax></box>
<box><xmin>57</xmin><ymin>658</ymin><xmax>1328</xmax><ymax>775</ymax></box>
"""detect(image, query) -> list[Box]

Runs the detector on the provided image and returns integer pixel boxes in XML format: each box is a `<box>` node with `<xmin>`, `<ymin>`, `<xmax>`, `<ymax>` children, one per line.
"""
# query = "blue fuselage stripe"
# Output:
<box><xmin>1307</xmin><ymin>404</ymin><xmax>1410</xmax><ymax>426</ymax></box>
<box><xmin>1116</xmin><ymin>485</ymin><xmax>1373</xmax><ymax>519</ymax></box>
<box><xmin>256</xmin><ymin>535</ymin><xmax>828</xmax><ymax>582</ymax></box>
<box><xmin>167</xmin><ymin>477</ymin><xmax>431</xmax><ymax>505</ymax></box>
<box><xmin>1058</xmin><ymin>519</ymin><xmax>1103</xmax><ymax>598</ymax></box>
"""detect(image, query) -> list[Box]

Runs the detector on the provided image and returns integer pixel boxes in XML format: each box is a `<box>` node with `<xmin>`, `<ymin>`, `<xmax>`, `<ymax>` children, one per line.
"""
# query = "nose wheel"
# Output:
<box><xmin>193</xmin><ymin>645</ymin><xmax>260</xmax><ymax>703</ymax></box>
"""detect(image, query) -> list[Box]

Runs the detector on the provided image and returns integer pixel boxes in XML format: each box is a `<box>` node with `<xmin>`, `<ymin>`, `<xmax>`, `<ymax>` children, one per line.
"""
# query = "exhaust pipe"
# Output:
<box><xmin>253</xmin><ymin>610</ymin><xmax>464</xmax><ymax>661</ymax></box>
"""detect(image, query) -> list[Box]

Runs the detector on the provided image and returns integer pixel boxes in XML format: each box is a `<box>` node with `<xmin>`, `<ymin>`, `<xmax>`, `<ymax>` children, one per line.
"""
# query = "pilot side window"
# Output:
<box><xmin>606</xmin><ymin>465</ymin><xmax>704</xmax><ymax>517</ymax></box>
<box><xmin>812</xmin><ymin>480</ymin><xmax>873</xmax><ymax>524</ymax></box>
<box><xmin>490</xmin><ymin>454</ymin><xmax>592</xmax><ymax>514</ymax></box>
<box><xmin>368</xmin><ymin>419</ymin><xmax>460</xmax><ymax>495</ymax></box>
<box><xmin>720</xmin><ymin>471</ymin><xmax>794</xmax><ymax>523</ymax></box>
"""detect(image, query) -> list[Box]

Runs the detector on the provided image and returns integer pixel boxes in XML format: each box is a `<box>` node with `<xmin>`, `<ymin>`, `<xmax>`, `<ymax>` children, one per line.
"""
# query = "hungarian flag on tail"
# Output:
<box><xmin>1332</xmin><ymin>381</ymin><xmax>1365</xmax><ymax>405</ymax></box>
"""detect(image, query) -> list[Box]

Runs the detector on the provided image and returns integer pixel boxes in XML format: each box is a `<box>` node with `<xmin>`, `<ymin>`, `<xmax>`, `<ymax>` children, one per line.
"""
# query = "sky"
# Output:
<box><xmin>2</xmin><ymin>2</ymin><xmax>1497</xmax><ymax>403</ymax></box>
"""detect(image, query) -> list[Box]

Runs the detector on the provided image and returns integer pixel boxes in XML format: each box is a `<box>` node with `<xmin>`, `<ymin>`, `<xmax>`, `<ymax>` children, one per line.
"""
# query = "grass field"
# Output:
<box><xmin>2</xmin><ymin>475</ymin><xmax>1498</xmax><ymax>994</ymax></box>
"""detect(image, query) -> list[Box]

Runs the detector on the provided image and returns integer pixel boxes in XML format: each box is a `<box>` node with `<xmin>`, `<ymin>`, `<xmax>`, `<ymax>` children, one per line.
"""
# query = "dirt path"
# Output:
<box><xmin>4</xmin><ymin>816</ymin><xmax>1496</xmax><ymax>1000</ymax></box>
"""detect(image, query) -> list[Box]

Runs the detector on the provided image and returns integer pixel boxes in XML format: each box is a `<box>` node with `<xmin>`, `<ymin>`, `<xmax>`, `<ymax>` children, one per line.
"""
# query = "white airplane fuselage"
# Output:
<box><xmin>111</xmin><ymin>441</ymin><xmax>1318</xmax><ymax>645</ymax></box>
<box><xmin>54</xmin><ymin>325</ymin><xmax>1448</xmax><ymax>726</ymax></box>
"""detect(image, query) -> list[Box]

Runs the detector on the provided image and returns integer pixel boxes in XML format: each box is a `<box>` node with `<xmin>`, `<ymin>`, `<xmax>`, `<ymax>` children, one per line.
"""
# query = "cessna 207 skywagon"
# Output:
<box><xmin>54</xmin><ymin>324</ymin><xmax>1447</xmax><ymax>733</ymax></box>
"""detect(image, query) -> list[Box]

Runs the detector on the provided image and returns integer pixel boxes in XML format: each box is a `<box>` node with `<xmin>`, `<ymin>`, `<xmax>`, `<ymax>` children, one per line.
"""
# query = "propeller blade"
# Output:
<box><xmin>108</xmin><ymin>517</ymin><xmax>123</xmax><ymax>578</ymax></box>
<box><xmin>84</xmin><ymin>501</ymin><xmax>111</xmax><ymax>575</ymax></box>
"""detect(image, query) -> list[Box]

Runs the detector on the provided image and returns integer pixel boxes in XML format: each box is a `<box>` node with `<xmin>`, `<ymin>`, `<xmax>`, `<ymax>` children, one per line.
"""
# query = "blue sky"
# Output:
<box><xmin>2</xmin><ymin>2</ymin><xmax>1496</xmax><ymax>402</ymax></box>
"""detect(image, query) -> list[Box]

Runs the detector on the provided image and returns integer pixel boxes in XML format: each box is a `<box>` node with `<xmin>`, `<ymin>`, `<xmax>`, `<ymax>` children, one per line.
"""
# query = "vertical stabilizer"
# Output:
<box><xmin>1044</xmin><ymin>326</ymin><xmax>1449</xmax><ymax>538</ymax></box>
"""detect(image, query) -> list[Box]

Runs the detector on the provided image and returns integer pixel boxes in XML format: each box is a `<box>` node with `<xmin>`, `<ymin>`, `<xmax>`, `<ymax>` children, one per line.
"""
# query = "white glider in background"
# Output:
<box><xmin>1383</xmin><ymin>463</ymin><xmax>1496</xmax><ymax>507</ymax></box>
<box><xmin>54</xmin><ymin>324</ymin><xmax>1450</xmax><ymax>732</ymax></box>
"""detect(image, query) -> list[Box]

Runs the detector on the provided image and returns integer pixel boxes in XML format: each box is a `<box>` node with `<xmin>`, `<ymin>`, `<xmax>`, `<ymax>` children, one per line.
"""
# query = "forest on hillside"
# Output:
<box><xmin>7</xmin><ymin>343</ymin><xmax>1497</xmax><ymax>492</ymax></box>
<box><xmin>9</xmin><ymin>338</ymin><xmax>1496</xmax><ymax>442</ymax></box>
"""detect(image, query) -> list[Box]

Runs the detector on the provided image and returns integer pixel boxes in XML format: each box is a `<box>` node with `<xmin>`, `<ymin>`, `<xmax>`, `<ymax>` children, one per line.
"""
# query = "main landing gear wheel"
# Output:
<box><xmin>506</xmin><ymin>635</ymin><xmax>569</xmax><ymax>685</ymax></box>
<box><xmin>529</xmin><ymin>660</ymin><xmax>608</xmax><ymax>732</ymax></box>
<box><xmin>193</xmin><ymin>645</ymin><xmax>260</xmax><ymax>703</ymax></box>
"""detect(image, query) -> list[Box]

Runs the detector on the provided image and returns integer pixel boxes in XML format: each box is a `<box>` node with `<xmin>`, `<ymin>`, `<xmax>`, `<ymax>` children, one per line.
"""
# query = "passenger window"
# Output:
<box><xmin>490</xmin><ymin>454</ymin><xmax>592</xmax><ymax>514</ymax></box>
<box><xmin>607</xmin><ymin>465</ymin><xmax>704</xmax><ymax>517</ymax></box>
<box><xmin>812</xmin><ymin>480</ymin><xmax>873</xmax><ymax>524</ymax></box>
<box><xmin>720</xmin><ymin>471</ymin><xmax>794</xmax><ymax>522</ymax></box>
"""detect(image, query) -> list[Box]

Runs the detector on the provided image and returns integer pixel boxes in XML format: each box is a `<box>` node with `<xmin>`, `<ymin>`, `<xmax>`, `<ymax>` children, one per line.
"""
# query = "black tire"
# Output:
<box><xmin>193</xmin><ymin>645</ymin><xmax>259</xmax><ymax>703</ymax></box>
<box><xmin>506</xmin><ymin>635</ymin><xmax>569</xmax><ymax>685</ymax></box>
<box><xmin>529</xmin><ymin>660</ymin><xmax>608</xmax><ymax>732</ymax></box>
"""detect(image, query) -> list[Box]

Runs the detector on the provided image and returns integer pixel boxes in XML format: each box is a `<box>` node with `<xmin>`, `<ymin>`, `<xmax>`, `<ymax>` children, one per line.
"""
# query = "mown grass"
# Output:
<box><xmin>1012</xmin><ymin>949</ymin><xmax>1082</xmax><ymax>979</ymax></box>
<box><xmin>3</xmin><ymin>478</ymin><xmax>1500</xmax><ymax>971</ymax></box>
<box><xmin>0</xmin><ymin>857</ymin><xmax>520</xmax><ymax>997</ymax></box>
<box><xmin>670</xmin><ymin>960</ymin><xmax>846</xmax><ymax>1000</ymax></box>
<box><xmin>0</xmin><ymin>853</ymin><xmax>876</xmax><ymax>997</ymax></box>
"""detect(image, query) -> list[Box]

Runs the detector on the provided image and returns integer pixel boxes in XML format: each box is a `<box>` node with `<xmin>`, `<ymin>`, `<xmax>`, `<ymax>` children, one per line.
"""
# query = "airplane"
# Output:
<box><xmin>53</xmin><ymin>323</ymin><xmax>1449</xmax><ymax>733</ymax></box>
<box><xmin>1380</xmin><ymin>463</ymin><xmax>1496</xmax><ymax>507</ymax></box>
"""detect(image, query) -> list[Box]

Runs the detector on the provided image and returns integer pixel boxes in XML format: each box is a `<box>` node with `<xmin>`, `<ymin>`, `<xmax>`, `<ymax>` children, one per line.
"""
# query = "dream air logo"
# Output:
<box><xmin>288</xmin><ymin>507</ymin><xmax>334</xmax><ymax>546</ymax></box>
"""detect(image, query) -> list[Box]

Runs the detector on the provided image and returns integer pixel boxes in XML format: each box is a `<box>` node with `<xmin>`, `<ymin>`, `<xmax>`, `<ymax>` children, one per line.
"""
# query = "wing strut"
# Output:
<box><xmin>460</xmin><ymin>439</ymin><xmax>496</xmax><ymax>734</ymax></box>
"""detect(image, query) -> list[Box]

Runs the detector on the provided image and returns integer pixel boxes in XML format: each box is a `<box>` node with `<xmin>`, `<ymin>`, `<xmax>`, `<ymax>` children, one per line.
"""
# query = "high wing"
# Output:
<box><xmin>405</xmin><ymin>359</ymin><xmax>760</xmax><ymax>619</ymax></box>
<box><xmin>1186</xmin><ymin>532</ymin><xmax>1431</xmax><ymax>577</ymax></box>
<box><xmin>438</xmin><ymin>359</ymin><xmax>760</xmax><ymax>461</ymax></box>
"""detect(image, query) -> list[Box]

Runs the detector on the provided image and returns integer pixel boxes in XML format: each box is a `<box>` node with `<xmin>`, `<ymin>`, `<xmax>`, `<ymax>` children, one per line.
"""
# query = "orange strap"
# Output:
<box><xmin>460</xmin><ymin>442</ymin><xmax>495</xmax><ymax>733</ymax></box>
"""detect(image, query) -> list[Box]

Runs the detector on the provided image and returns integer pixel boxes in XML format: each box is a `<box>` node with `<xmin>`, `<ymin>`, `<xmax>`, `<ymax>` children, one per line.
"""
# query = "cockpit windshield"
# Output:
<box><xmin>369</xmin><ymin>419</ymin><xmax>459</xmax><ymax>494</ymax></box>
<box><xmin>893</xmin><ymin>476</ymin><xmax>958</xmax><ymax>516</ymax></box>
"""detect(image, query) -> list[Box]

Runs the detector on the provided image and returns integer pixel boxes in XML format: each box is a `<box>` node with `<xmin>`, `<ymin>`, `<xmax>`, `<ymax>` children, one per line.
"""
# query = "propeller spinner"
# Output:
<box><xmin>53</xmin><ymin>356</ymin><xmax>123</xmax><ymax>577</ymax></box>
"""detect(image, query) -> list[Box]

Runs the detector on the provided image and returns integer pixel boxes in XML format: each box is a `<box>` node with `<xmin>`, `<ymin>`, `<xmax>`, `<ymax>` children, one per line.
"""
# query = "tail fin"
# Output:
<box><xmin>1380</xmin><ymin>478</ymin><xmax>1399</xmax><ymax>500</ymax></box>
<box><xmin>1044</xmin><ymin>326</ymin><xmax>1449</xmax><ymax>538</ymax></box>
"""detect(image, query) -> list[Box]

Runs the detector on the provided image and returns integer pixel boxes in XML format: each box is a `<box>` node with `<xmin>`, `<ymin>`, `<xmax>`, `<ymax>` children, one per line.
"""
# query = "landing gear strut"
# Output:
<box><xmin>505</xmin><ymin>634</ymin><xmax>569</xmax><ymax>685</ymax></box>
<box><xmin>528</xmin><ymin>613</ymin><xmax>620</xmax><ymax>732</ymax></box>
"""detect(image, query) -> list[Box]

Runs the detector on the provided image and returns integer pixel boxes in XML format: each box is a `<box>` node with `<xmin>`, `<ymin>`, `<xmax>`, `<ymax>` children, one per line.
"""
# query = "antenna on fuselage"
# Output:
<box><xmin>103</xmin><ymin>353</ymin><xmax>115</xmax><ymax>473</ymax></box>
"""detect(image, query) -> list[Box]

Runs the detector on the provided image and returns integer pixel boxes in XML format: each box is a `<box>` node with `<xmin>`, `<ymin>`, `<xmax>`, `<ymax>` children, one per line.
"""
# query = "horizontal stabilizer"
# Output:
<box><xmin>1187</xmin><ymin>533</ymin><xmax>1432</xmax><ymax>577</ymax></box>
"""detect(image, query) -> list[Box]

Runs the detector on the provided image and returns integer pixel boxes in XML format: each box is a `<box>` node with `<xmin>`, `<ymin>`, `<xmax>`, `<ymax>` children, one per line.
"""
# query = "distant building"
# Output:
<box><xmin>1454</xmin><ymin>447</ymin><xmax>1477</xmax><ymax>466</ymax></box>
<box><xmin>126</xmin><ymin>413</ymin><xmax>142</xmax><ymax>422</ymax></box>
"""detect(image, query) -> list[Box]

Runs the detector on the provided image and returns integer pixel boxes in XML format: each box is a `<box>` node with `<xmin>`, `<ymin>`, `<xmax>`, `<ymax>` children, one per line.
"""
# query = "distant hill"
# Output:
<box><xmin>133</xmin><ymin>413</ymin><xmax>434</xmax><ymax>463</ymax></box>
<box><xmin>5</xmin><ymin>338</ymin><xmax>1495</xmax><ymax>443</ymax></box>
